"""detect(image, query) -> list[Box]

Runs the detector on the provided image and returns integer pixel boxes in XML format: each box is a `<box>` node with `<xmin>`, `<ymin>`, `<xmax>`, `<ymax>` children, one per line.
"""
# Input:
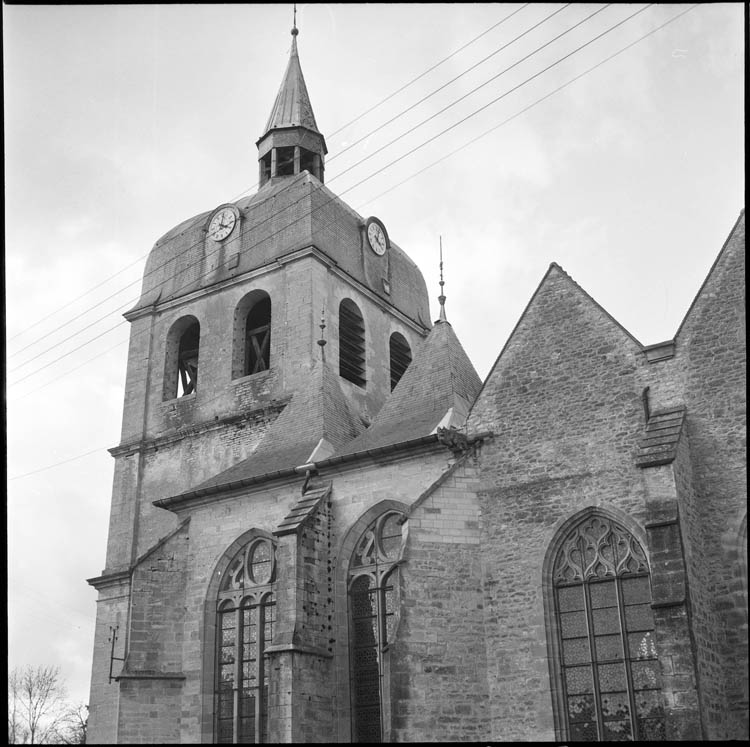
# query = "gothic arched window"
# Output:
<box><xmin>232</xmin><ymin>291</ymin><xmax>271</xmax><ymax>379</ymax></box>
<box><xmin>163</xmin><ymin>315</ymin><xmax>200</xmax><ymax>400</ymax></box>
<box><xmin>388</xmin><ymin>332</ymin><xmax>412</xmax><ymax>391</ymax></box>
<box><xmin>215</xmin><ymin>537</ymin><xmax>276</xmax><ymax>744</ymax></box>
<box><xmin>348</xmin><ymin>511</ymin><xmax>406</xmax><ymax>742</ymax></box>
<box><xmin>549</xmin><ymin>514</ymin><xmax>665</xmax><ymax>741</ymax></box>
<box><xmin>339</xmin><ymin>299</ymin><xmax>366</xmax><ymax>387</ymax></box>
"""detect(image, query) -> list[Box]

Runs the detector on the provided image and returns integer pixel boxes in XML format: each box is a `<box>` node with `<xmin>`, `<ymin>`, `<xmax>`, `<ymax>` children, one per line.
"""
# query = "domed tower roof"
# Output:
<box><xmin>127</xmin><ymin>20</ymin><xmax>431</xmax><ymax>331</ymax></box>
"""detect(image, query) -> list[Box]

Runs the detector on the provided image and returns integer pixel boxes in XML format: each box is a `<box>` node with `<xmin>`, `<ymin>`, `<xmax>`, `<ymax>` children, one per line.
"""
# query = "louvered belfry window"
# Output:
<box><xmin>244</xmin><ymin>297</ymin><xmax>271</xmax><ymax>376</ymax></box>
<box><xmin>388</xmin><ymin>333</ymin><xmax>412</xmax><ymax>391</ymax></box>
<box><xmin>552</xmin><ymin>515</ymin><xmax>666</xmax><ymax>741</ymax></box>
<box><xmin>349</xmin><ymin>512</ymin><xmax>406</xmax><ymax>742</ymax></box>
<box><xmin>216</xmin><ymin>538</ymin><xmax>276</xmax><ymax>744</ymax></box>
<box><xmin>339</xmin><ymin>299</ymin><xmax>366</xmax><ymax>387</ymax></box>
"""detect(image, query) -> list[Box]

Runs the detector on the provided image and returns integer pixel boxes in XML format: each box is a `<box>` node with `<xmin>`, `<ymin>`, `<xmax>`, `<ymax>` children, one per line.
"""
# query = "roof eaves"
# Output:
<box><xmin>154</xmin><ymin>465</ymin><xmax>303</xmax><ymax>511</ymax></box>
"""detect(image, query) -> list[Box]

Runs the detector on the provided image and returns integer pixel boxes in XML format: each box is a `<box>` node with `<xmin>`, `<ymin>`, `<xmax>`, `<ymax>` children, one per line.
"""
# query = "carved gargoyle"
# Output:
<box><xmin>436</xmin><ymin>426</ymin><xmax>469</xmax><ymax>452</ymax></box>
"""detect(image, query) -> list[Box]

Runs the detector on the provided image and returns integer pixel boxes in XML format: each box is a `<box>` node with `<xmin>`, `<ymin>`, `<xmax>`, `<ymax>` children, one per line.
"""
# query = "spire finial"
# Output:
<box><xmin>292</xmin><ymin>3</ymin><xmax>299</xmax><ymax>36</ymax></box>
<box><xmin>317</xmin><ymin>308</ymin><xmax>327</xmax><ymax>360</ymax></box>
<box><xmin>438</xmin><ymin>236</ymin><xmax>447</xmax><ymax>322</ymax></box>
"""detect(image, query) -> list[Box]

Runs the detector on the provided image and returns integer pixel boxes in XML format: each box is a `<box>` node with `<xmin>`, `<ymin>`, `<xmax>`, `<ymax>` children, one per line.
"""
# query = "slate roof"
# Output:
<box><xmin>336</xmin><ymin>320</ymin><xmax>482</xmax><ymax>456</ymax></box>
<box><xmin>263</xmin><ymin>34</ymin><xmax>321</xmax><ymax>136</ymax></box>
<box><xmin>275</xmin><ymin>483</ymin><xmax>331</xmax><ymax>537</ymax></box>
<box><xmin>183</xmin><ymin>358</ymin><xmax>362</xmax><ymax>495</ymax></box>
<box><xmin>130</xmin><ymin>172</ymin><xmax>431</xmax><ymax>327</ymax></box>
<box><xmin>635</xmin><ymin>407</ymin><xmax>686</xmax><ymax>468</ymax></box>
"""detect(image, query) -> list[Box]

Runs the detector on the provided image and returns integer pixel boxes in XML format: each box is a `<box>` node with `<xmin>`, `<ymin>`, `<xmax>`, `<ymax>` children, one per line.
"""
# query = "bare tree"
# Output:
<box><xmin>7</xmin><ymin>666</ymin><xmax>85</xmax><ymax>745</ymax></box>
<box><xmin>53</xmin><ymin>704</ymin><xmax>88</xmax><ymax>745</ymax></box>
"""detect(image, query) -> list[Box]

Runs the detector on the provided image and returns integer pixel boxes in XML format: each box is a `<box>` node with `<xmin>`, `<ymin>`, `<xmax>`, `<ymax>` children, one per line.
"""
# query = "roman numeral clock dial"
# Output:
<box><xmin>208</xmin><ymin>206</ymin><xmax>237</xmax><ymax>241</ymax></box>
<box><xmin>366</xmin><ymin>216</ymin><xmax>389</xmax><ymax>256</ymax></box>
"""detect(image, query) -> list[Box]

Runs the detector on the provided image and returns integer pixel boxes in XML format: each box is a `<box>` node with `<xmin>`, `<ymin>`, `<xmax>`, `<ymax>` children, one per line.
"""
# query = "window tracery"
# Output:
<box><xmin>216</xmin><ymin>538</ymin><xmax>276</xmax><ymax>744</ymax></box>
<box><xmin>550</xmin><ymin>514</ymin><xmax>665</xmax><ymax>741</ymax></box>
<box><xmin>348</xmin><ymin>511</ymin><xmax>406</xmax><ymax>742</ymax></box>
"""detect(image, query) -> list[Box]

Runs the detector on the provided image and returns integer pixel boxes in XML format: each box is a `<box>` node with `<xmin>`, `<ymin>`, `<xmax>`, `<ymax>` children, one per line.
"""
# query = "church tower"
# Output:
<box><xmin>86</xmin><ymin>11</ymin><xmax>746</xmax><ymax>745</ymax></box>
<box><xmin>86</xmin><ymin>20</ymin><xmax>436</xmax><ymax>743</ymax></box>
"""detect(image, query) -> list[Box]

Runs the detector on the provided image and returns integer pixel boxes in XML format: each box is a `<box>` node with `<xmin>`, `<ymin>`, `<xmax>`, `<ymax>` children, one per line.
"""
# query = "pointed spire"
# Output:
<box><xmin>437</xmin><ymin>236</ymin><xmax>448</xmax><ymax>323</ymax></box>
<box><xmin>262</xmin><ymin>10</ymin><xmax>320</xmax><ymax>136</ymax></box>
<box><xmin>256</xmin><ymin>10</ymin><xmax>327</xmax><ymax>186</ymax></box>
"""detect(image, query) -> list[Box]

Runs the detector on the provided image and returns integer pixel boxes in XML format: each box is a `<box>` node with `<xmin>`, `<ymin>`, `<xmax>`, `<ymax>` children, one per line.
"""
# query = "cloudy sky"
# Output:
<box><xmin>5</xmin><ymin>3</ymin><xmax>743</xmax><ymax>706</ymax></box>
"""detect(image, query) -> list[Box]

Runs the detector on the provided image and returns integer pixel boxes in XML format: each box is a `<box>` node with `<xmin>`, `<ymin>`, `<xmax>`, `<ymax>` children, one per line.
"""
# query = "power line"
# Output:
<box><xmin>331</xmin><ymin>3</ymin><xmax>613</xmax><ymax>183</ymax></box>
<box><xmin>8</xmin><ymin>447</ymin><xmax>107</xmax><ymax>480</ymax></box>
<box><xmin>325</xmin><ymin>4</ymin><xmax>653</xmax><ymax>202</ymax></box>
<box><xmin>328</xmin><ymin>3</ymin><xmax>531</xmax><ymax>139</ymax></box>
<box><xmin>6</xmin><ymin>253</ymin><xmax>146</xmax><ymax>345</ymax></box>
<box><xmin>328</xmin><ymin>3</ymin><xmax>573</xmax><ymax>165</ymax></box>
<box><xmin>363</xmin><ymin>6</ymin><xmax>699</xmax><ymax>211</ymax></box>
<box><xmin>8</xmin><ymin>8</ymin><xmax>529</xmax><ymax>349</ymax></box>
<box><xmin>8</xmin><ymin>4</ymin><xmax>618</xmax><ymax>378</ymax></box>
<box><xmin>7</xmin><ymin>4</ymin><xmax>697</xmax><ymax>476</ymax></box>
<box><xmin>9</xmin><ymin>2</ymin><xmax>651</xmax><ymax>390</ymax></box>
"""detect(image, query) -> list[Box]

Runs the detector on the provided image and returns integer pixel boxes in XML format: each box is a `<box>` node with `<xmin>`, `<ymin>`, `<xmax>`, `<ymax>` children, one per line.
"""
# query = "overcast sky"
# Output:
<box><xmin>5</xmin><ymin>3</ymin><xmax>744</xmax><ymax>706</ymax></box>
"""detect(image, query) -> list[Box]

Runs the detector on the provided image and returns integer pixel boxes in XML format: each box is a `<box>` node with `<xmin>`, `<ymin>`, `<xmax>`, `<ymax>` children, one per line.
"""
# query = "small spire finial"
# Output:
<box><xmin>317</xmin><ymin>308</ymin><xmax>327</xmax><ymax>360</ymax></box>
<box><xmin>438</xmin><ymin>236</ymin><xmax>447</xmax><ymax>322</ymax></box>
<box><xmin>292</xmin><ymin>3</ymin><xmax>299</xmax><ymax>36</ymax></box>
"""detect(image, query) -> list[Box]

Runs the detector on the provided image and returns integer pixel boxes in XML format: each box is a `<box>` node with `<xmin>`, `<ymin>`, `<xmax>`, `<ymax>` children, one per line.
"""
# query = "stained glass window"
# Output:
<box><xmin>552</xmin><ymin>515</ymin><xmax>665</xmax><ymax>741</ymax></box>
<box><xmin>216</xmin><ymin>538</ymin><xmax>276</xmax><ymax>744</ymax></box>
<box><xmin>349</xmin><ymin>511</ymin><xmax>407</xmax><ymax>742</ymax></box>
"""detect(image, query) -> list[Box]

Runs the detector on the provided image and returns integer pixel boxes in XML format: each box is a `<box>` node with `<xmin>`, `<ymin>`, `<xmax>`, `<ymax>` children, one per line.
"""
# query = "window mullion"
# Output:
<box><xmin>255</xmin><ymin>601</ymin><xmax>263</xmax><ymax>744</ymax></box>
<box><xmin>584</xmin><ymin>578</ymin><xmax>605</xmax><ymax>740</ymax></box>
<box><xmin>375</xmin><ymin>567</ymin><xmax>386</xmax><ymax>742</ymax></box>
<box><xmin>617</xmin><ymin>576</ymin><xmax>640</xmax><ymax>739</ymax></box>
<box><xmin>233</xmin><ymin>606</ymin><xmax>241</xmax><ymax>744</ymax></box>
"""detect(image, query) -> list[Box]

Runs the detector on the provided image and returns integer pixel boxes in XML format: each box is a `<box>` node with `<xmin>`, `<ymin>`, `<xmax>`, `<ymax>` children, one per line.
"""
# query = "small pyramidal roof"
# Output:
<box><xmin>337</xmin><ymin>319</ymin><xmax>483</xmax><ymax>456</ymax></box>
<box><xmin>262</xmin><ymin>22</ymin><xmax>321</xmax><ymax>137</ymax></box>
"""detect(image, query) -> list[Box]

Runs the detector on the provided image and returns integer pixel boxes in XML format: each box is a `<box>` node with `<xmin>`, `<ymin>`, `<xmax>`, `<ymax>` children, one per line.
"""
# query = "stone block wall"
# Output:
<box><xmin>676</xmin><ymin>212</ymin><xmax>746</xmax><ymax>739</ymax></box>
<box><xmin>86</xmin><ymin>574</ymin><xmax>131</xmax><ymax>744</ymax></box>
<box><xmin>393</xmin><ymin>459</ymin><xmax>491</xmax><ymax>741</ymax></box>
<box><xmin>116</xmin><ymin>679</ymin><xmax>183</xmax><ymax>743</ymax></box>
<box><xmin>125</xmin><ymin>522</ymin><xmax>189</xmax><ymax>675</ymax></box>
<box><xmin>466</xmin><ymin>264</ymin><xmax>670</xmax><ymax>739</ymax></box>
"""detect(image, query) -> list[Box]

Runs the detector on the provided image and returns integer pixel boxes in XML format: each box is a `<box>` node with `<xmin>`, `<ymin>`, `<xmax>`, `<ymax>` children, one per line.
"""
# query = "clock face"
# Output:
<box><xmin>208</xmin><ymin>207</ymin><xmax>236</xmax><ymax>241</ymax></box>
<box><xmin>367</xmin><ymin>220</ymin><xmax>387</xmax><ymax>256</ymax></box>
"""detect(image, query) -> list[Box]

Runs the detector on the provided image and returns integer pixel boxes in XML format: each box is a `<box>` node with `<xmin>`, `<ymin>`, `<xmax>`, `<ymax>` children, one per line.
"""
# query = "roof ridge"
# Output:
<box><xmin>674</xmin><ymin>209</ymin><xmax>745</xmax><ymax>342</ymax></box>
